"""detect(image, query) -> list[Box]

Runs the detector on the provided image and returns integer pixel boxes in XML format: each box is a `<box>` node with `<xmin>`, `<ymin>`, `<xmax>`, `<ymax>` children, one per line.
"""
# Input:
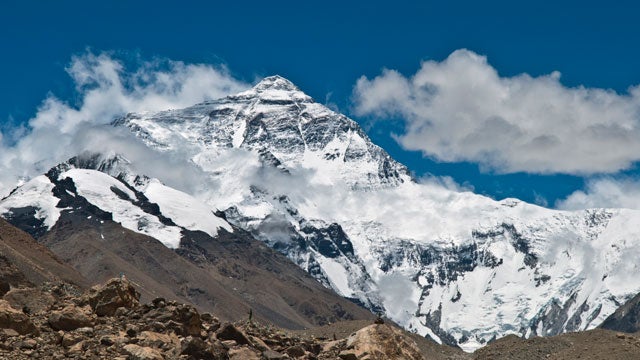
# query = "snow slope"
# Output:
<box><xmin>1</xmin><ymin>155</ymin><xmax>232</xmax><ymax>249</ymax></box>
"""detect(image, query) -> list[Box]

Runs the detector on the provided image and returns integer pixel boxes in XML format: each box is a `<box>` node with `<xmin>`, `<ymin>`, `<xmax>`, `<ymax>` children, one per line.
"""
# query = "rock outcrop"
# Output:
<box><xmin>600</xmin><ymin>291</ymin><xmax>640</xmax><ymax>333</ymax></box>
<box><xmin>335</xmin><ymin>324</ymin><xmax>425</xmax><ymax>360</ymax></box>
<box><xmin>0</xmin><ymin>300</ymin><xmax>37</xmax><ymax>335</ymax></box>
<box><xmin>82</xmin><ymin>277</ymin><xmax>140</xmax><ymax>316</ymax></box>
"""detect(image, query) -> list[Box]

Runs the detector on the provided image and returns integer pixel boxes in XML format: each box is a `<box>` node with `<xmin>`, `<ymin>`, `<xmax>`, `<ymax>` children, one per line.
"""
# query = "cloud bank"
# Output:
<box><xmin>353</xmin><ymin>49</ymin><xmax>640</xmax><ymax>175</ymax></box>
<box><xmin>0</xmin><ymin>52</ymin><xmax>249</xmax><ymax>197</ymax></box>
<box><xmin>557</xmin><ymin>177</ymin><xmax>640</xmax><ymax>210</ymax></box>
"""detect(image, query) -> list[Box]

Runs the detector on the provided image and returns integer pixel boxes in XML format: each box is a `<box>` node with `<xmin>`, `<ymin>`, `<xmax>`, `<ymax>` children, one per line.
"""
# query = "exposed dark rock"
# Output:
<box><xmin>216</xmin><ymin>323</ymin><xmax>251</xmax><ymax>345</ymax></box>
<box><xmin>600</xmin><ymin>291</ymin><xmax>640</xmax><ymax>333</ymax></box>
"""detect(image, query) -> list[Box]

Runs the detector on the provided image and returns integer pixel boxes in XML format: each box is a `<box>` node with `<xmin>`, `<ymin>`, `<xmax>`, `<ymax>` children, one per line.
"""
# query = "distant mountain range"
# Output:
<box><xmin>3</xmin><ymin>75</ymin><xmax>640</xmax><ymax>351</ymax></box>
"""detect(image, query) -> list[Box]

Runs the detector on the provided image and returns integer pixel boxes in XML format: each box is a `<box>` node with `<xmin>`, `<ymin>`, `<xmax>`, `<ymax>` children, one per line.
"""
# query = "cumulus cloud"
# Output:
<box><xmin>556</xmin><ymin>177</ymin><xmax>640</xmax><ymax>210</ymax></box>
<box><xmin>0</xmin><ymin>51</ymin><xmax>249</xmax><ymax>196</ymax></box>
<box><xmin>353</xmin><ymin>49</ymin><xmax>640</xmax><ymax>175</ymax></box>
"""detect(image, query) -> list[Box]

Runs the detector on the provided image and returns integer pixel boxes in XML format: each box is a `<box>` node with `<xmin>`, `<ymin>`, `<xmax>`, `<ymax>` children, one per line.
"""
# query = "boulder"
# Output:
<box><xmin>339</xmin><ymin>324</ymin><xmax>425</xmax><ymax>360</ymax></box>
<box><xmin>0</xmin><ymin>299</ymin><xmax>38</xmax><ymax>335</ymax></box>
<box><xmin>172</xmin><ymin>304</ymin><xmax>201</xmax><ymax>336</ymax></box>
<box><xmin>3</xmin><ymin>288</ymin><xmax>55</xmax><ymax>314</ymax></box>
<box><xmin>83</xmin><ymin>277</ymin><xmax>140</xmax><ymax>316</ymax></box>
<box><xmin>180</xmin><ymin>336</ymin><xmax>227</xmax><ymax>360</ymax></box>
<box><xmin>138</xmin><ymin>330</ymin><xmax>179</xmax><ymax>348</ymax></box>
<box><xmin>138</xmin><ymin>330</ymin><xmax>181</xmax><ymax>357</ymax></box>
<box><xmin>216</xmin><ymin>323</ymin><xmax>251</xmax><ymax>345</ymax></box>
<box><xmin>48</xmin><ymin>304</ymin><xmax>95</xmax><ymax>331</ymax></box>
<box><xmin>61</xmin><ymin>332</ymin><xmax>84</xmax><ymax>347</ymax></box>
<box><xmin>122</xmin><ymin>344</ymin><xmax>164</xmax><ymax>360</ymax></box>
<box><xmin>143</xmin><ymin>303</ymin><xmax>202</xmax><ymax>336</ymax></box>
<box><xmin>1</xmin><ymin>328</ymin><xmax>19</xmax><ymax>337</ymax></box>
<box><xmin>287</xmin><ymin>345</ymin><xmax>306</xmax><ymax>358</ymax></box>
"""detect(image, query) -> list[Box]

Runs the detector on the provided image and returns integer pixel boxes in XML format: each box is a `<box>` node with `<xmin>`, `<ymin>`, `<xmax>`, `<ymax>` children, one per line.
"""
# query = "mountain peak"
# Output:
<box><xmin>253</xmin><ymin>75</ymin><xmax>299</xmax><ymax>92</ymax></box>
<box><xmin>230</xmin><ymin>75</ymin><xmax>312</xmax><ymax>103</ymax></box>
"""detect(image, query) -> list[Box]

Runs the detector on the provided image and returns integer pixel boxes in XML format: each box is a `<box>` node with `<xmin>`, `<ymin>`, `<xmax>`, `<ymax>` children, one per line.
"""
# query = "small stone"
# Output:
<box><xmin>249</xmin><ymin>335</ymin><xmax>270</xmax><ymax>351</ymax></box>
<box><xmin>100</xmin><ymin>335</ymin><xmax>115</xmax><ymax>346</ymax></box>
<box><xmin>61</xmin><ymin>332</ymin><xmax>84</xmax><ymax>347</ymax></box>
<box><xmin>149</xmin><ymin>321</ymin><xmax>166</xmax><ymax>332</ymax></box>
<box><xmin>19</xmin><ymin>339</ymin><xmax>38</xmax><ymax>349</ymax></box>
<box><xmin>221</xmin><ymin>339</ymin><xmax>237</xmax><ymax>347</ymax></box>
<box><xmin>200</xmin><ymin>312</ymin><xmax>213</xmax><ymax>322</ymax></box>
<box><xmin>75</xmin><ymin>327</ymin><xmax>94</xmax><ymax>336</ymax></box>
<box><xmin>287</xmin><ymin>345</ymin><xmax>306</xmax><ymax>358</ymax></box>
<box><xmin>114</xmin><ymin>307</ymin><xmax>129</xmax><ymax>317</ymax></box>
<box><xmin>229</xmin><ymin>347</ymin><xmax>260</xmax><ymax>360</ymax></box>
<box><xmin>338</xmin><ymin>351</ymin><xmax>358</xmax><ymax>360</ymax></box>
<box><xmin>206</xmin><ymin>321</ymin><xmax>221</xmax><ymax>333</ymax></box>
<box><xmin>138</xmin><ymin>330</ymin><xmax>179</xmax><ymax>349</ymax></box>
<box><xmin>151</xmin><ymin>297</ymin><xmax>166</xmax><ymax>308</ymax></box>
<box><xmin>122</xmin><ymin>344</ymin><xmax>163</xmax><ymax>360</ymax></box>
<box><xmin>262</xmin><ymin>349</ymin><xmax>287</xmax><ymax>360</ymax></box>
<box><xmin>126</xmin><ymin>324</ymin><xmax>139</xmax><ymax>337</ymax></box>
<box><xmin>1</xmin><ymin>328</ymin><xmax>19</xmax><ymax>337</ymax></box>
<box><xmin>67</xmin><ymin>340</ymin><xmax>85</xmax><ymax>354</ymax></box>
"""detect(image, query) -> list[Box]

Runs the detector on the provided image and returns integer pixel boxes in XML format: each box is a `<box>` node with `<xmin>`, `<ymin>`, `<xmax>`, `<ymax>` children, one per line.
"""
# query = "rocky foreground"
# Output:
<box><xmin>0</xmin><ymin>277</ymin><xmax>429</xmax><ymax>359</ymax></box>
<box><xmin>1</xmin><ymin>277</ymin><xmax>640</xmax><ymax>360</ymax></box>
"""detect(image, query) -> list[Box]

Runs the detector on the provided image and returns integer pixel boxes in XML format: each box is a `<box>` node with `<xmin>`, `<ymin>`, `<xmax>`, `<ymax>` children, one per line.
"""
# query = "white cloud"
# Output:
<box><xmin>557</xmin><ymin>177</ymin><xmax>640</xmax><ymax>210</ymax></box>
<box><xmin>417</xmin><ymin>174</ymin><xmax>474</xmax><ymax>193</ymax></box>
<box><xmin>0</xmin><ymin>51</ymin><xmax>249</xmax><ymax>197</ymax></box>
<box><xmin>353</xmin><ymin>49</ymin><xmax>640</xmax><ymax>175</ymax></box>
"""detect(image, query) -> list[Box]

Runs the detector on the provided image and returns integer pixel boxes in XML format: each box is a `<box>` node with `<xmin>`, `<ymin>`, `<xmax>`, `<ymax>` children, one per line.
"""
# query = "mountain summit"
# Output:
<box><xmin>251</xmin><ymin>75</ymin><xmax>302</xmax><ymax>92</ymax></box>
<box><xmin>4</xmin><ymin>76</ymin><xmax>640</xmax><ymax>351</ymax></box>
<box><xmin>116</xmin><ymin>75</ymin><xmax>409</xmax><ymax>189</ymax></box>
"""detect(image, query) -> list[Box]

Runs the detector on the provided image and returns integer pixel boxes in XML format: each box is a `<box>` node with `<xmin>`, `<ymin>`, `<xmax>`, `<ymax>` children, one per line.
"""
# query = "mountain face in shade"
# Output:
<box><xmin>4</xmin><ymin>76</ymin><xmax>640</xmax><ymax>351</ymax></box>
<box><xmin>0</xmin><ymin>217</ymin><xmax>89</xmax><ymax>292</ymax></box>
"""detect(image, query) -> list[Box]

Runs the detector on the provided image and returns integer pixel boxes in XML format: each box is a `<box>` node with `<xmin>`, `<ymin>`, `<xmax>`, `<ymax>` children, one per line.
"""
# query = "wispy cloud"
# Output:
<box><xmin>0</xmin><ymin>51</ymin><xmax>249</xmax><ymax>196</ymax></box>
<box><xmin>353</xmin><ymin>49</ymin><xmax>640</xmax><ymax>175</ymax></box>
<box><xmin>556</xmin><ymin>177</ymin><xmax>640</xmax><ymax>210</ymax></box>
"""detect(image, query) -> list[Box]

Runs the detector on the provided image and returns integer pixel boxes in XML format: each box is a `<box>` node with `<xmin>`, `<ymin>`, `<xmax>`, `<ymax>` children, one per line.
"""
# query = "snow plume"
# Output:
<box><xmin>557</xmin><ymin>177</ymin><xmax>640</xmax><ymax>210</ymax></box>
<box><xmin>0</xmin><ymin>51</ymin><xmax>249</xmax><ymax>196</ymax></box>
<box><xmin>353</xmin><ymin>49</ymin><xmax>640</xmax><ymax>175</ymax></box>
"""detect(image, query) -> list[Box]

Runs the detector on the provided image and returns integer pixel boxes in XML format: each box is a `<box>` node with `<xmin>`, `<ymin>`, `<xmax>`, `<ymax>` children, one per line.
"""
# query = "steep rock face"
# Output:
<box><xmin>4</xmin><ymin>76</ymin><xmax>640</xmax><ymax>351</ymax></box>
<box><xmin>600</xmin><ymin>291</ymin><xmax>640</xmax><ymax>333</ymax></box>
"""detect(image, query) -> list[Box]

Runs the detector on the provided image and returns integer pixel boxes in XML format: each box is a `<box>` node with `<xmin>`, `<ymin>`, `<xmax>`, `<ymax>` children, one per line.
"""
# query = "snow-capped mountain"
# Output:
<box><xmin>4</xmin><ymin>75</ymin><xmax>640</xmax><ymax>351</ymax></box>
<box><xmin>1</xmin><ymin>154</ymin><xmax>233</xmax><ymax>248</ymax></box>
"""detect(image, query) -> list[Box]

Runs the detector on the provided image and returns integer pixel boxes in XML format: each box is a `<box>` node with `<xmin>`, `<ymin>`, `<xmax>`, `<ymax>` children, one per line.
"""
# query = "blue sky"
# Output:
<box><xmin>2</xmin><ymin>0</ymin><xmax>640</xmax><ymax>207</ymax></box>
